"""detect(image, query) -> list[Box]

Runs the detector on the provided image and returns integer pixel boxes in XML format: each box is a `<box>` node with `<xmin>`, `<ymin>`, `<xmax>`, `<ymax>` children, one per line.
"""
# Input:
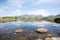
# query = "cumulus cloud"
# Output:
<box><xmin>0</xmin><ymin>0</ymin><xmax>60</xmax><ymax>17</ymax></box>
<box><xmin>32</xmin><ymin>0</ymin><xmax>60</xmax><ymax>6</ymax></box>
<box><xmin>6</xmin><ymin>0</ymin><xmax>24</xmax><ymax>8</ymax></box>
<box><xmin>37</xmin><ymin>0</ymin><xmax>55</xmax><ymax>3</ymax></box>
<box><xmin>11</xmin><ymin>9</ymin><xmax>24</xmax><ymax>16</ymax></box>
<box><xmin>0</xmin><ymin>0</ymin><xmax>24</xmax><ymax>16</ymax></box>
<box><xmin>27</xmin><ymin>10</ymin><xmax>52</xmax><ymax>16</ymax></box>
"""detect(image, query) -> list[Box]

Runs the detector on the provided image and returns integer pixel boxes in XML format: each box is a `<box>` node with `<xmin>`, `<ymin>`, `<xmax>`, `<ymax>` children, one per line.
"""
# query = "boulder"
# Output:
<box><xmin>36</xmin><ymin>38</ymin><xmax>42</xmax><ymax>40</ymax></box>
<box><xmin>45</xmin><ymin>37</ymin><xmax>52</xmax><ymax>40</ymax></box>
<box><xmin>47</xmin><ymin>34</ymin><xmax>53</xmax><ymax>38</ymax></box>
<box><xmin>15</xmin><ymin>29</ymin><xmax>23</xmax><ymax>33</ymax></box>
<box><xmin>36</xmin><ymin>28</ymin><xmax>48</xmax><ymax>33</ymax></box>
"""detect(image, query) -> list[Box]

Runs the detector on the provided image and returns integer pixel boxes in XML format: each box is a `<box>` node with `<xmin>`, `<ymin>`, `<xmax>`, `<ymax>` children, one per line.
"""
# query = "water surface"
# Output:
<box><xmin>0</xmin><ymin>21</ymin><xmax>60</xmax><ymax>40</ymax></box>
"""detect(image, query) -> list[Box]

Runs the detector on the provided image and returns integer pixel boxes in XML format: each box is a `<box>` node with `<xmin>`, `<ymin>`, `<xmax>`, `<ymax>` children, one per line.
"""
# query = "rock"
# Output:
<box><xmin>15</xmin><ymin>29</ymin><xmax>23</xmax><ymax>33</ymax></box>
<box><xmin>14</xmin><ymin>33</ymin><xmax>17</xmax><ymax>34</ymax></box>
<box><xmin>47</xmin><ymin>34</ymin><xmax>53</xmax><ymax>38</ymax></box>
<box><xmin>53</xmin><ymin>25</ymin><xmax>57</xmax><ymax>27</ymax></box>
<box><xmin>52</xmin><ymin>37</ymin><xmax>60</xmax><ymax>40</ymax></box>
<box><xmin>45</xmin><ymin>37</ymin><xmax>52</xmax><ymax>40</ymax></box>
<box><xmin>36</xmin><ymin>28</ymin><xmax>48</xmax><ymax>33</ymax></box>
<box><xmin>36</xmin><ymin>38</ymin><xmax>42</xmax><ymax>40</ymax></box>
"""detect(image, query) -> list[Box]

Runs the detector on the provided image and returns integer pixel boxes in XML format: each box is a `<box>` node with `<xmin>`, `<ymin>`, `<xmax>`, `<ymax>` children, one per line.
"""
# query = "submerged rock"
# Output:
<box><xmin>36</xmin><ymin>28</ymin><xmax>48</xmax><ymax>33</ymax></box>
<box><xmin>47</xmin><ymin>34</ymin><xmax>53</xmax><ymax>38</ymax></box>
<box><xmin>51</xmin><ymin>37</ymin><xmax>60</xmax><ymax>40</ymax></box>
<box><xmin>52</xmin><ymin>25</ymin><xmax>57</xmax><ymax>27</ymax></box>
<box><xmin>45</xmin><ymin>37</ymin><xmax>52</xmax><ymax>40</ymax></box>
<box><xmin>36</xmin><ymin>38</ymin><xmax>42</xmax><ymax>40</ymax></box>
<box><xmin>15</xmin><ymin>29</ymin><xmax>23</xmax><ymax>33</ymax></box>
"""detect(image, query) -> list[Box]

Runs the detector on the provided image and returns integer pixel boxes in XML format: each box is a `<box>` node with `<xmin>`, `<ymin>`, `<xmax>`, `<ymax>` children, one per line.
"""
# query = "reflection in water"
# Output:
<box><xmin>0</xmin><ymin>21</ymin><xmax>60</xmax><ymax>40</ymax></box>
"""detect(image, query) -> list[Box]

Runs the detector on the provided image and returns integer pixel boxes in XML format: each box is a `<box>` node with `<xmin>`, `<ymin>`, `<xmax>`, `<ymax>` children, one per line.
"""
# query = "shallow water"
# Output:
<box><xmin>0</xmin><ymin>21</ymin><xmax>60</xmax><ymax>40</ymax></box>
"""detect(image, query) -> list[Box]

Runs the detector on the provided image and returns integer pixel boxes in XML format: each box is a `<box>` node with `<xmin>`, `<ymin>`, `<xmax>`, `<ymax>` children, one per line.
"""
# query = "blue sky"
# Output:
<box><xmin>0</xmin><ymin>0</ymin><xmax>60</xmax><ymax>17</ymax></box>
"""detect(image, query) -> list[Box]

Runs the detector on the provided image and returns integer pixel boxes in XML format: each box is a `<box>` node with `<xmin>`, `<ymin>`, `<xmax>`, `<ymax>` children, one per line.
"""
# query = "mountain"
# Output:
<box><xmin>55</xmin><ymin>14</ymin><xmax>60</xmax><ymax>18</ymax></box>
<box><xmin>46</xmin><ymin>14</ymin><xmax>60</xmax><ymax>18</ymax></box>
<box><xmin>56</xmin><ymin>14</ymin><xmax>60</xmax><ymax>16</ymax></box>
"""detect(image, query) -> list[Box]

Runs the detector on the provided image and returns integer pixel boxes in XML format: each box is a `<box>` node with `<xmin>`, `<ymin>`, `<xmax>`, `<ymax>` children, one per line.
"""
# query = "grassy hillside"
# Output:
<box><xmin>0</xmin><ymin>15</ymin><xmax>56</xmax><ymax>23</ymax></box>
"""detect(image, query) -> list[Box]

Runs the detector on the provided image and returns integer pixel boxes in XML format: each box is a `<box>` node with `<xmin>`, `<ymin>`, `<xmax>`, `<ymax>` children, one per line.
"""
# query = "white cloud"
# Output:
<box><xmin>12</xmin><ymin>9</ymin><xmax>23</xmax><ymax>16</ymax></box>
<box><xmin>27</xmin><ymin>10</ymin><xmax>52</xmax><ymax>16</ymax></box>
<box><xmin>0</xmin><ymin>0</ymin><xmax>60</xmax><ymax>17</ymax></box>
<box><xmin>32</xmin><ymin>0</ymin><xmax>60</xmax><ymax>6</ymax></box>
<box><xmin>38</xmin><ymin>0</ymin><xmax>52</xmax><ymax>3</ymax></box>
<box><xmin>7</xmin><ymin>0</ymin><xmax>24</xmax><ymax>7</ymax></box>
<box><xmin>0</xmin><ymin>7</ymin><xmax>23</xmax><ymax>17</ymax></box>
<box><xmin>0</xmin><ymin>8</ymin><xmax>7</xmax><ymax>14</ymax></box>
<box><xmin>0</xmin><ymin>0</ymin><xmax>24</xmax><ymax>17</ymax></box>
<box><xmin>38</xmin><ymin>0</ymin><xmax>60</xmax><ymax>3</ymax></box>
<box><xmin>18</xmin><ymin>5</ymin><xmax>22</xmax><ymax>8</ymax></box>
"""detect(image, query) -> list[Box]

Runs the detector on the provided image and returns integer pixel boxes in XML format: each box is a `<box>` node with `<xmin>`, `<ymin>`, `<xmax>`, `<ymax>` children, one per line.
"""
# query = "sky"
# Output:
<box><xmin>0</xmin><ymin>0</ymin><xmax>60</xmax><ymax>17</ymax></box>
